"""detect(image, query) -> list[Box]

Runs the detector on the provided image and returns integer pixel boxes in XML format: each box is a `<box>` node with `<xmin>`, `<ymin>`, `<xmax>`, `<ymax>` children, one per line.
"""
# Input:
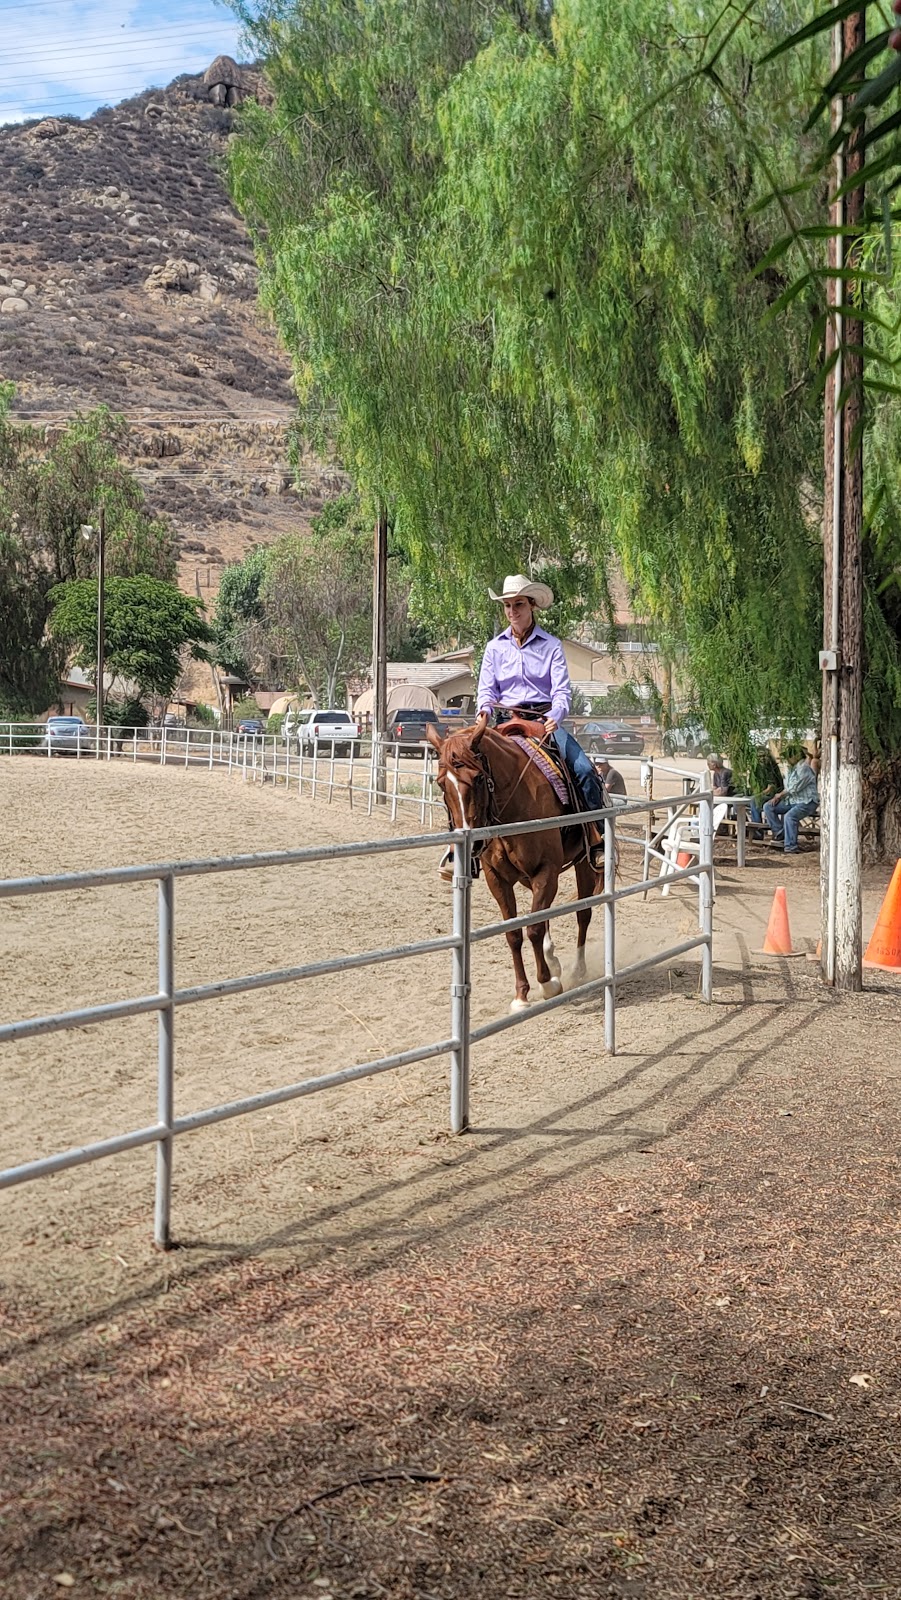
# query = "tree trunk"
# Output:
<box><xmin>863</xmin><ymin>757</ymin><xmax>901</xmax><ymax>862</ymax></box>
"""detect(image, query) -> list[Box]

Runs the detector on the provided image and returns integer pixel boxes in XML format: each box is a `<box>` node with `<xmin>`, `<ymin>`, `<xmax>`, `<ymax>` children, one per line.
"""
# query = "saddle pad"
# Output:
<box><xmin>508</xmin><ymin>736</ymin><xmax>570</xmax><ymax>807</ymax></box>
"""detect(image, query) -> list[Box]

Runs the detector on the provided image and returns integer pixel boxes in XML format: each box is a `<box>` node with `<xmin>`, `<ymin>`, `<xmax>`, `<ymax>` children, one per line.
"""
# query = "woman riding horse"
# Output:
<box><xmin>438</xmin><ymin>574</ymin><xmax>606</xmax><ymax>879</ymax></box>
<box><xmin>430</xmin><ymin>575</ymin><xmax>608</xmax><ymax>1009</ymax></box>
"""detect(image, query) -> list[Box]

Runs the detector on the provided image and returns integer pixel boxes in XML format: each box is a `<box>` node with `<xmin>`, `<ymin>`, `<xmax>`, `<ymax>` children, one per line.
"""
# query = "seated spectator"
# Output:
<box><xmin>762</xmin><ymin>745</ymin><xmax>818</xmax><ymax>855</ymax></box>
<box><xmin>594</xmin><ymin>757</ymin><xmax>627</xmax><ymax>798</ymax></box>
<box><xmin>735</xmin><ymin>746</ymin><xmax>783</xmax><ymax>825</ymax></box>
<box><xmin>706</xmin><ymin>755</ymin><xmax>734</xmax><ymax>796</ymax></box>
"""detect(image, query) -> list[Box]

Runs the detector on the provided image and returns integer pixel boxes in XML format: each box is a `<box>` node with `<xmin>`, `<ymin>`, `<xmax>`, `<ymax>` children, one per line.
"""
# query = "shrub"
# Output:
<box><xmin>266</xmin><ymin>711</ymin><xmax>285</xmax><ymax>738</ymax></box>
<box><xmin>231</xmin><ymin>695</ymin><xmax>262</xmax><ymax>722</ymax></box>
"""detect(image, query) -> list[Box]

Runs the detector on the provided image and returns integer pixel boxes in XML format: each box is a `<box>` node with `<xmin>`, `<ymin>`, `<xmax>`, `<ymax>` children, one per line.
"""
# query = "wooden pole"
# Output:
<box><xmin>821</xmin><ymin>13</ymin><xmax>864</xmax><ymax>991</ymax></box>
<box><xmin>372</xmin><ymin>502</ymin><xmax>388</xmax><ymax>805</ymax></box>
<box><xmin>96</xmin><ymin>503</ymin><xmax>106</xmax><ymax>744</ymax></box>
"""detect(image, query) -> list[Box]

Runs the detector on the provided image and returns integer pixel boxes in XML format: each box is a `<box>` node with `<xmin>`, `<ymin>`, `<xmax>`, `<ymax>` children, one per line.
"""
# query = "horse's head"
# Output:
<box><xmin>427</xmin><ymin>720</ymin><xmax>495</xmax><ymax>832</ymax></box>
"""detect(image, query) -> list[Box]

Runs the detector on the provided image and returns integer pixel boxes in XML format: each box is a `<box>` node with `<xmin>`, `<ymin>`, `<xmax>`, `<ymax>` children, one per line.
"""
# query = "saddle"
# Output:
<box><xmin>498</xmin><ymin>724</ymin><xmax>602</xmax><ymax>868</ymax></box>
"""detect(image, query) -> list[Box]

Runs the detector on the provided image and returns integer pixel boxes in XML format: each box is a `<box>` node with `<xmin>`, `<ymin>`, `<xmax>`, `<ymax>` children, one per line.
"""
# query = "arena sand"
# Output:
<box><xmin>0</xmin><ymin>754</ymin><xmax>896</xmax><ymax>1338</ymax></box>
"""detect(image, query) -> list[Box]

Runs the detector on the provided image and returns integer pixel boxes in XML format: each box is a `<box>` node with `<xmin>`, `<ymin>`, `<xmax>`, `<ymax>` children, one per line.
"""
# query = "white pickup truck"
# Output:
<box><xmin>285</xmin><ymin>708</ymin><xmax>360</xmax><ymax>756</ymax></box>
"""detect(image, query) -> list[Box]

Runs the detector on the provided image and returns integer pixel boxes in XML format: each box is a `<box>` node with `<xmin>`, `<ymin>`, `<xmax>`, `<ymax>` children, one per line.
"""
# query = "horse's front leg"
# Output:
<box><xmin>483</xmin><ymin>863</ymin><xmax>531</xmax><ymax>1011</ymax></box>
<box><xmin>570</xmin><ymin>854</ymin><xmax>601</xmax><ymax>986</ymax></box>
<box><xmin>527</xmin><ymin>870</ymin><xmax>562</xmax><ymax>1000</ymax></box>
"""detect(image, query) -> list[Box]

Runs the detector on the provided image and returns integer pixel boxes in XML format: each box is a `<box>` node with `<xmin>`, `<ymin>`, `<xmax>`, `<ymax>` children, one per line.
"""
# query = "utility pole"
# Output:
<box><xmin>821</xmin><ymin>12</ymin><xmax>865</xmax><ymax>990</ymax></box>
<box><xmin>372</xmin><ymin>502</ymin><xmax>388</xmax><ymax>804</ymax></box>
<box><xmin>96</xmin><ymin>503</ymin><xmax>106</xmax><ymax>744</ymax></box>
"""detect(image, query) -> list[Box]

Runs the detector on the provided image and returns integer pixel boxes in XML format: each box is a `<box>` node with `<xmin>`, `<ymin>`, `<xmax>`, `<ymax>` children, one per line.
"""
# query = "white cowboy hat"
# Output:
<box><xmin>487</xmin><ymin>573</ymin><xmax>554</xmax><ymax>609</ymax></box>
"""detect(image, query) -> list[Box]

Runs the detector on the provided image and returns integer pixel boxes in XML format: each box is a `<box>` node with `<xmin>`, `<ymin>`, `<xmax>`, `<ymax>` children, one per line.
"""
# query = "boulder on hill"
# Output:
<box><xmin>31</xmin><ymin>117</ymin><xmax>67</xmax><ymax>140</ymax></box>
<box><xmin>203</xmin><ymin>55</ymin><xmax>247</xmax><ymax>108</ymax></box>
<box><xmin>144</xmin><ymin>258</ymin><xmax>199</xmax><ymax>295</ymax></box>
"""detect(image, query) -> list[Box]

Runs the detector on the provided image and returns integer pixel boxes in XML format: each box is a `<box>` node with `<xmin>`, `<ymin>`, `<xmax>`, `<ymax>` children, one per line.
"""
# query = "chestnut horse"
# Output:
<box><xmin>427</xmin><ymin>720</ymin><xmax>602</xmax><ymax>1011</ymax></box>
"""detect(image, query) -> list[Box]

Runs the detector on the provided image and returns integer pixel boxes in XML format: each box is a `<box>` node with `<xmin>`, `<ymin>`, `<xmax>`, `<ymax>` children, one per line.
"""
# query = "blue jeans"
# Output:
<box><xmin>762</xmin><ymin>797</ymin><xmax>818</xmax><ymax>852</ymax></box>
<box><xmin>553</xmin><ymin>727</ymin><xmax>606</xmax><ymax>813</ymax></box>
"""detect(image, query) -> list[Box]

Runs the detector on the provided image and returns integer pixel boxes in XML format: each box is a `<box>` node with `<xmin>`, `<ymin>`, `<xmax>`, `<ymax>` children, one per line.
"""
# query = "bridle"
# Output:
<box><xmin>439</xmin><ymin>743</ymin><xmax>498</xmax><ymax>834</ymax></box>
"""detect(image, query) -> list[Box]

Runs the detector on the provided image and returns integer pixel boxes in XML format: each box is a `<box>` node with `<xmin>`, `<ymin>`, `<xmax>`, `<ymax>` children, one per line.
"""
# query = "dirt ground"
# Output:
<box><xmin>2</xmin><ymin>757</ymin><xmax>900</xmax><ymax>1598</ymax></box>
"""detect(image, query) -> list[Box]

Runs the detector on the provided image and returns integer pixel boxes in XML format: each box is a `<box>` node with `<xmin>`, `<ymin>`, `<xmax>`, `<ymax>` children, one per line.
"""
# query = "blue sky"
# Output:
<box><xmin>0</xmin><ymin>0</ymin><xmax>244</xmax><ymax>126</ymax></box>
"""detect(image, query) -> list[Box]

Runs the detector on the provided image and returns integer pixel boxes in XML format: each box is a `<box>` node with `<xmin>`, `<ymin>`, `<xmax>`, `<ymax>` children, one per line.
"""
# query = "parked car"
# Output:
<box><xmin>388</xmin><ymin>708</ymin><xmax>442</xmax><ymax>753</ymax></box>
<box><xmin>663</xmin><ymin>722</ymin><xmax>712</xmax><ymax>758</ymax></box>
<box><xmin>294</xmin><ymin>709</ymin><xmax>360</xmax><ymax>757</ymax></box>
<box><xmin>40</xmin><ymin>715</ymin><xmax>95</xmax><ymax>755</ymax></box>
<box><xmin>236</xmin><ymin>718</ymin><xmax>265</xmax><ymax>738</ymax></box>
<box><xmin>578</xmin><ymin>720</ymin><xmax>645</xmax><ymax>757</ymax></box>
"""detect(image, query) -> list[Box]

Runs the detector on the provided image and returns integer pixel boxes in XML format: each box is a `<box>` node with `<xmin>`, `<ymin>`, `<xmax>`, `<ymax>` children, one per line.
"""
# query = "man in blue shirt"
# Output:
<box><xmin>762</xmin><ymin>747</ymin><xmax>819</xmax><ymax>854</ymax></box>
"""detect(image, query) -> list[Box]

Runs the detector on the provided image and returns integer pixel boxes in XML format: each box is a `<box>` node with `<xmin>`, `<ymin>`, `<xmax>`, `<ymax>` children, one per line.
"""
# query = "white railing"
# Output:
<box><xmin>0</xmin><ymin>721</ymin><xmax>445</xmax><ymax>827</ymax></box>
<box><xmin>0</xmin><ymin>795</ymin><xmax>715</xmax><ymax>1249</ymax></box>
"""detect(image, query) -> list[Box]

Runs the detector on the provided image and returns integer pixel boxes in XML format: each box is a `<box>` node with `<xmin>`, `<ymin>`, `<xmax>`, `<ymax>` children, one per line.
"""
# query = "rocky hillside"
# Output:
<box><xmin>0</xmin><ymin>63</ymin><xmax>340</xmax><ymax>607</ymax></box>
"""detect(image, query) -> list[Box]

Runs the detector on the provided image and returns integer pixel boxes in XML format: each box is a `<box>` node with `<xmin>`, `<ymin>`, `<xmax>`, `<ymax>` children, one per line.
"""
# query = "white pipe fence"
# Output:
<box><xmin>0</xmin><ymin>795</ymin><xmax>715</xmax><ymax>1249</ymax></box>
<box><xmin>1</xmin><ymin>721</ymin><xmax>446</xmax><ymax>827</ymax></box>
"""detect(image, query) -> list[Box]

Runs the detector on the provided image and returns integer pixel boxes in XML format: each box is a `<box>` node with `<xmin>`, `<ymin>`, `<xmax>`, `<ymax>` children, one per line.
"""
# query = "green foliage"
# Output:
<box><xmin>603</xmin><ymin>683</ymin><xmax>647</xmax><ymax>717</ymax></box>
<box><xmin>0</xmin><ymin>525</ymin><xmax>63</xmax><ymax>715</ymax></box>
<box><xmin>188</xmin><ymin>702</ymin><xmax>217</xmax><ymax>727</ymax></box>
<box><xmin>212</xmin><ymin>545</ymin><xmax>268</xmax><ymax>679</ymax></box>
<box><xmin>89</xmin><ymin>695</ymin><xmax>149</xmax><ymax>730</ymax></box>
<box><xmin>0</xmin><ymin>388</ymin><xmax>178</xmax><ymax>713</ymax></box>
<box><xmin>229</xmin><ymin>0</ymin><xmax>827</xmax><ymax>759</ymax></box>
<box><xmin>0</xmin><ymin>400</ymin><xmax>176</xmax><ymax>585</ymax></box>
<box><xmin>49</xmin><ymin>577</ymin><xmax>212</xmax><ymax>704</ymax></box>
<box><xmin>266</xmin><ymin>710</ymin><xmax>286</xmax><ymax>737</ymax></box>
<box><xmin>231</xmin><ymin>695</ymin><xmax>263</xmax><ymax>722</ymax></box>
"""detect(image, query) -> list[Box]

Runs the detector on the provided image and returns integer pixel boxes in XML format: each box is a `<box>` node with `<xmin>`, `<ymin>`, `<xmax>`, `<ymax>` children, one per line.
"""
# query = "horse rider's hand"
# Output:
<box><xmin>543</xmin><ymin>718</ymin><xmax>557</xmax><ymax>737</ymax></box>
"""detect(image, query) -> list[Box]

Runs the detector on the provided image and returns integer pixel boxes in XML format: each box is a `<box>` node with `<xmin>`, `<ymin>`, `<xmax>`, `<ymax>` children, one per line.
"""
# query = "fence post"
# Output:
<box><xmin>390</xmin><ymin>741</ymin><xmax>401</xmax><ymax>823</ymax></box>
<box><xmin>449</xmin><ymin>831</ymin><xmax>473</xmax><ymax>1134</ymax></box>
<box><xmin>154</xmin><ymin>873</ymin><xmax>175</xmax><ymax>1249</ymax></box>
<box><xmin>698</xmin><ymin>789</ymin><xmax>714</xmax><ymax>1002</ymax></box>
<box><xmin>604</xmin><ymin>809</ymin><xmax>616</xmax><ymax>1055</ymax></box>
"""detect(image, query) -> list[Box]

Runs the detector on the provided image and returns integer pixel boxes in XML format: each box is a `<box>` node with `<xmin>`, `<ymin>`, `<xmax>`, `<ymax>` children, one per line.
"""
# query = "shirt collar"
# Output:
<box><xmin>500</xmin><ymin>623</ymin><xmax>550</xmax><ymax>645</ymax></box>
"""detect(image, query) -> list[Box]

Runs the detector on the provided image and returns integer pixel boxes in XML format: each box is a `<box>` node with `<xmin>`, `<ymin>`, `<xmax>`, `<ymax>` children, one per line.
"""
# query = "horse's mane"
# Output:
<box><xmin>438</xmin><ymin>724</ymin><xmax>523</xmax><ymax>774</ymax></box>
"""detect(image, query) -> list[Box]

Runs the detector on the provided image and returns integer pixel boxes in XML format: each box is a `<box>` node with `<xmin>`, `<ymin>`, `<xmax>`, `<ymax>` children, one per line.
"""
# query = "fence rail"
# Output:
<box><xmin>0</xmin><ymin>793</ymin><xmax>715</xmax><ymax>1248</ymax></box>
<box><xmin>1</xmin><ymin>720</ymin><xmax>446</xmax><ymax>826</ymax></box>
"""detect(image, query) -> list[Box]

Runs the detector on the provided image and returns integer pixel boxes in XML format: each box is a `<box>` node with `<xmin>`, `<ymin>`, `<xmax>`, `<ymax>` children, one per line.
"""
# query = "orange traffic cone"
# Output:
<box><xmin>806</xmin><ymin>937</ymin><xmax>822</xmax><ymax>965</ymax></box>
<box><xmin>755</xmin><ymin>886</ymin><xmax>805</xmax><ymax>957</ymax></box>
<box><xmin>864</xmin><ymin>860</ymin><xmax>901</xmax><ymax>971</ymax></box>
<box><xmin>676</xmin><ymin>849</ymin><xmax>693</xmax><ymax>868</ymax></box>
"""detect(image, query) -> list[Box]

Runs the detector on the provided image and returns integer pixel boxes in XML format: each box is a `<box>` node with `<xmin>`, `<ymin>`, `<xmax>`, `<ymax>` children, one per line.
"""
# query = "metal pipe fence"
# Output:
<box><xmin>1</xmin><ymin>721</ymin><xmax>446</xmax><ymax>827</ymax></box>
<box><xmin>0</xmin><ymin>794</ymin><xmax>715</xmax><ymax>1249</ymax></box>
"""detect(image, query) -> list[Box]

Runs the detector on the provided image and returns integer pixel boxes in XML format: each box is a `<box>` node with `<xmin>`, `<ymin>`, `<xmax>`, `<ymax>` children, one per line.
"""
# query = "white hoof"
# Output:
<box><xmin>540</xmin><ymin>976</ymin><xmax>563</xmax><ymax>999</ymax></box>
<box><xmin>510</xmin><ymin>996</ymin><xmax>530</xmax><ymax>1013</ymax></box>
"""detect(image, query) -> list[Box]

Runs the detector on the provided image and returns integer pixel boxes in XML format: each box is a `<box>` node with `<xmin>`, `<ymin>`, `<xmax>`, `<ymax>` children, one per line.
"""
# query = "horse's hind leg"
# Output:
<box><xmin>543</xmin><ymin>928</ymin><xmax>562</xmax><ymax>980</ymax></box>
<box><xmin>570</xmin><ymin>855</ymin><xmax>598</xmax><ymax>986</ymax></box>
<box><xmin>526</xmin><ymin>871</ymin><xmax>562</xmax><ymax>1000</ymax></box>
<box><xmin>484</xmin><ymin>864</ymin><xmax>532</xmax><ymax>1011</ymax></box>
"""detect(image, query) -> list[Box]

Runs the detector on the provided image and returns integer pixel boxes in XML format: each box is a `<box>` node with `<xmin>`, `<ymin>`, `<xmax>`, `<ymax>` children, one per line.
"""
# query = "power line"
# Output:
<box><xmin>1</xmin><ymin>27</ymin><xmax>240</xmax><ymax>65</ymax></box>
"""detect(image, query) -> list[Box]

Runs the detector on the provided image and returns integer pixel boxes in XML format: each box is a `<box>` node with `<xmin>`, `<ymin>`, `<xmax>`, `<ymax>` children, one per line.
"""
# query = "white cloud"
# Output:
<box><xmin>0</xmin><ymin>0</ymin><xmax>242</xmax><ymax>125</ymax></box>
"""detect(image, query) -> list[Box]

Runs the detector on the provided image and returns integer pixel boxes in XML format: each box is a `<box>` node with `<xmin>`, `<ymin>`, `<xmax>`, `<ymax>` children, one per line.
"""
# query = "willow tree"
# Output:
<box><xmin>229</xmin><ymin>0</ymin><xmax>609</xmax><ymax>649</ymax></box>
<box><xmin>229</xmin><ymin>1</ymin><xmax>836</xmax><ymax>767</ymax></box>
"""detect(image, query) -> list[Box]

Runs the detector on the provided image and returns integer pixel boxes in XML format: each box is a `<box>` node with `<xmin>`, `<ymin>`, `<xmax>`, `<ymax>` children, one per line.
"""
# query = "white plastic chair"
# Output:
<box><xmin>658</xmin><ymin>802</ymin><xmax>728</xmax><ymax>896</ymax></box>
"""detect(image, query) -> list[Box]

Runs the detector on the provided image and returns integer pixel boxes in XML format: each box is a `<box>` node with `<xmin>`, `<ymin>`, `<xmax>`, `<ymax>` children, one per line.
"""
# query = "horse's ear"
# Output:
<box><xmin>425</xmin><ymin>722</ymin><xmax>444</xmax><ymax>752</ymax></box>
<box><xmin>470</xmin><ymin>718</ymin><xmax>487</xmax><ymax>750</ymax></box>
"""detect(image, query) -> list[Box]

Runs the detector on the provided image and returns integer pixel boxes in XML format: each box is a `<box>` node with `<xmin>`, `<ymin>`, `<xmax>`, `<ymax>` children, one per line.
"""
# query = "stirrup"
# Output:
<box><xmin>588</xmin><ymin>842</ymin><xmax>605</xmax><ymax>872</ymax></box>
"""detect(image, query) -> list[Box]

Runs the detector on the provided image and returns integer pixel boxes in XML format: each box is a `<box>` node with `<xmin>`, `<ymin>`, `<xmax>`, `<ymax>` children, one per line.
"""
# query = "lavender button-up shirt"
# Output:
<box><xmin>477</xmin><ymin>625</ymin><xmax>572</xmax><ymax>725</ymax></box>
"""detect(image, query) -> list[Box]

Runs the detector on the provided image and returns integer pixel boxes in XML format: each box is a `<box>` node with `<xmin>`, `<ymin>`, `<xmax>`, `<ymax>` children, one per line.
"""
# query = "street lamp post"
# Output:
<box><xmin>80</xmin><ymin>506</ymin><xmax>106</xmax><ymax>754</ymax></box>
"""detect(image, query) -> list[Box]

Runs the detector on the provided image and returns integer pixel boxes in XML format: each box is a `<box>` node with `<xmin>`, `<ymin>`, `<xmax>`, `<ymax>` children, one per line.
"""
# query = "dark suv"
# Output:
<box><xmin>388</xmin><ymin>708</ymin><xmax>442</xmax><ymax>753</ymax></box>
